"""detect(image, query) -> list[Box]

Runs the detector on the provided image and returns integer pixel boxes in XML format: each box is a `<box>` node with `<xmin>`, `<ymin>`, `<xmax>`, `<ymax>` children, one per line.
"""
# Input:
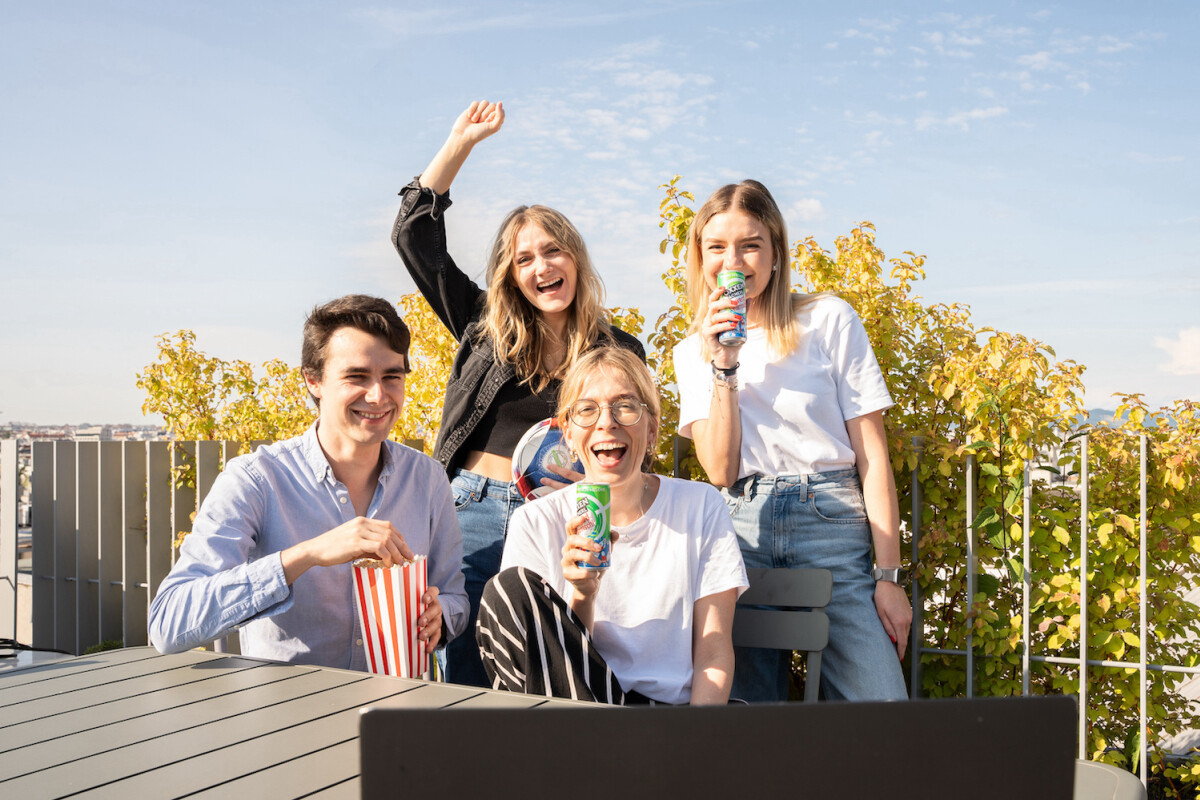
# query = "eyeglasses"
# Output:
<box><xmin>568</xmin><ymin>399</ymin><xmax>647</xmax><ymax>428</ymax></box>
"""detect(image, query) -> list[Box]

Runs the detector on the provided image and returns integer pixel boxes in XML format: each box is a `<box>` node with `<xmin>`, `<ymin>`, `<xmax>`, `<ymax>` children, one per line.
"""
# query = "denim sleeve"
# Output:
<box><xmin>147</xmin><ymin>462</ymin><xmax>293</xmax><ymax>654</ymax></box>
<box><xmin>390</xmin><ymin>178</ymin><xmax>485</xmax><ymax>340</ymax></box>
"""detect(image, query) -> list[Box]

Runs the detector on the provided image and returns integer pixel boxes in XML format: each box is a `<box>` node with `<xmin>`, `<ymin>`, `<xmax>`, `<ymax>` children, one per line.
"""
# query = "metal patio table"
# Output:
<box><xmin>0</xmin><ymin>646</ymin><xmax>579</xmax><ymax>798</ymax></box>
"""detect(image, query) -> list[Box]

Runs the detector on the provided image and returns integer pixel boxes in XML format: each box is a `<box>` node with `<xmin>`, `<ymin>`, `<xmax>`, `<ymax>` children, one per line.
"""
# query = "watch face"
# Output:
<box><xmin>874</xmin><ymin>567</ymin><xmax>910</xmax><ymax>587</ymax></box>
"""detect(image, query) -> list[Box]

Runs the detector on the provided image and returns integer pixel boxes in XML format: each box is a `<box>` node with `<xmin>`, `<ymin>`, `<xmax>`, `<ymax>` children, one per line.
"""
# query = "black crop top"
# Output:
<box><xmin>460</xmin><ymin>376</ymin><xmax>562</xmax><ymax>459</ymax></box>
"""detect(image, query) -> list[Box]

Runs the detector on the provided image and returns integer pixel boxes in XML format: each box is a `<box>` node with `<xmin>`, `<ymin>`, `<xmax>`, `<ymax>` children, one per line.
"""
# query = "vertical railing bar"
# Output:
<box><xmin>75</xmin><ymin>441</ymin><xmax>100</xmax><ymax>654</ymax></box>
<box><xmin>122</xmin><ymin>441</ymin><xmax>148</xmax><ymax>647</ymax></box>
<box><xmin>0</xmin><ymin>440</ymin><xmax>17</xmax><ymax>642</ymax></box>
<box><xmin>966</xmin><ymin>453</ymin><xmax>975</xmax><ymax>699</ymax></box>
<box><xmin>1022</xmin><ymin>454</ymin><xmax>1032</xmax><ymax>696</ymax></box>
<box><xmin>1078</xmin><ymin>434</ymin><xmax>1089</xmax><ymax>760</ymax></box>
<box><xmin>54</xmin><ymin>441</ymin><xmax>78</xmax><ymax>654</ymax></box>
<box><xmin>98</xmin><ymin>442</ymin><xmax>124</xmax><ymax>645</ymax></box>
<box><xmin>1138</xmin><ymin>433</ymin><xmax>1148</xmax><ymax>787</ymax></box>
<box><xmin>910</xmin><ymin>436</ymin><xmax>924</xmax><ymax>697</ymax></box>
<box><xmin>31</xmin><ymin>441</ymin><xmax>55</xmax><ymax>649</ymax></box>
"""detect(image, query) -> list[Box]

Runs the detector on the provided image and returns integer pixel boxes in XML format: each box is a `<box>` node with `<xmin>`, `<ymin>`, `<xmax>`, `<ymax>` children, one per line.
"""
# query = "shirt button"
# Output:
<box><xmin>356</xmin><ymin>639</ymin><xmax>363</xmax><ymax>646</ymax></box>
<box><xmin>339</xmin><ymin>497</ymin><xmax>348</xmax><ymax>504</ymax></box>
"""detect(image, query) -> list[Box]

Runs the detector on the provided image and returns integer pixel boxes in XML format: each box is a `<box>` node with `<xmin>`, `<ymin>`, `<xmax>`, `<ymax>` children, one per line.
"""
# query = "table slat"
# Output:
<box><xmin>0</xmin><ymin>666</ymin><xmax>358</xmax><ymax>776</ymax></box>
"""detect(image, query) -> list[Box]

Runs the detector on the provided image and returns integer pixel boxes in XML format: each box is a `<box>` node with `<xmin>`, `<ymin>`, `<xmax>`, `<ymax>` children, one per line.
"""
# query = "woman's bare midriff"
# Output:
<box><xmin>462</xmin><ymin>450</ymin><xmax>514</xmax><ymax>483</ymax></box>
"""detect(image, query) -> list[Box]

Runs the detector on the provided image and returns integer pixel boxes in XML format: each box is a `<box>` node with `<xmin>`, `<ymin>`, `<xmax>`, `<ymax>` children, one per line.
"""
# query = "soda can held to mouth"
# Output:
<box><xmin>574</xmin><ymin>482</ymin><xmax>611</xmax><ymax>570</ymax></box>
<box><xmin>717</xmin><ymin>269</ymin><xmax>748</xmax><ymax>346</ymax></box>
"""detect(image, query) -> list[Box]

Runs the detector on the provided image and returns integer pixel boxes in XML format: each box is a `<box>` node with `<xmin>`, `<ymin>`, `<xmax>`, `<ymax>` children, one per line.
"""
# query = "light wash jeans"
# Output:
<box><xmin>447</xmin><ymin>468</ymin><xmax>526</xmax><ymax>688</ymax></box>
<box><xmin>723</xmin><ymin>469</ymin><xmax>908</xmax><ymax>702</ymax></box>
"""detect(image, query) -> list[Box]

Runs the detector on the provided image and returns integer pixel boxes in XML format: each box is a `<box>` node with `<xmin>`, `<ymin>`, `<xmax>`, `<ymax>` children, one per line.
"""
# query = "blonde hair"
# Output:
<box><xmin>685</xmin><ymin>180</ymin><xmax>823</xmax><ymax>361</ymax></box>
<box><xmin>479</xmin><ymin>205</ymin><xmax>610</xmax><ymax>391</ymax></box>
<box><xmin>556</xmin><ymin>347</ymin><xmax>661</xmax><ymax>469</ymax></box>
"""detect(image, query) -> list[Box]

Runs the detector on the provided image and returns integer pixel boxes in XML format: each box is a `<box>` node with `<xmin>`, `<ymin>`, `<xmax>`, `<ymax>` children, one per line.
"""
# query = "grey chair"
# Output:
<box><xmin>1073</xmin><ymin>760</ymin><xmax>1146</xmax><ymax>800</ymax></box>
<box><xmin>732</xmin><ymin>567</ymin><xmax>833</xmax><ymax>702</ymax></box>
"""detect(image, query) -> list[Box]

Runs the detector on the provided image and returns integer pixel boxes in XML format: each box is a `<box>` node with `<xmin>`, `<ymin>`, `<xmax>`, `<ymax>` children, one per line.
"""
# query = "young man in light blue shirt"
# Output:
<box><xmin>149</xmin><ymin>294</ymin><xmax>467</xmax><ymax>669</ymax></box>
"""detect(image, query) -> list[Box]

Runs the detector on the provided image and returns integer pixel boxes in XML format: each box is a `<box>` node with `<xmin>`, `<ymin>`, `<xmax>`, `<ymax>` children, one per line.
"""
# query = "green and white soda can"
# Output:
<box><xmin>574</xmin><ymin>482</ymin><xmax>611</xmax><ymax>570</ymax></box>
<box><xmin>717</xmin><ymin>269</ymin><xmax>747</xmax><ymax>346</ymax></box>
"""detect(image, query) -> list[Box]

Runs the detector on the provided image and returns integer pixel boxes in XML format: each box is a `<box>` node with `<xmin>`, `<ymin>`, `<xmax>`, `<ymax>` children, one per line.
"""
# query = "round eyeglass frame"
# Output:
<box><xmin>567</xmin><ymin>400</ymin><xmax>647</xmax><ymax>428</ymax></box>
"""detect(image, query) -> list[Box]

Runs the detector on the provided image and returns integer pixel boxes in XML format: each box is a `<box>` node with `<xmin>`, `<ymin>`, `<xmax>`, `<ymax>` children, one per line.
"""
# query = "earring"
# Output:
<box><xmin>772</xmin><ymin>261</ymin><xmax>779</xmax><ymax>271</ymax></box>
<box><xmin>570</xmin><ymin>449</ymin><xmax>580</xmax><ymax>463</ymax></box>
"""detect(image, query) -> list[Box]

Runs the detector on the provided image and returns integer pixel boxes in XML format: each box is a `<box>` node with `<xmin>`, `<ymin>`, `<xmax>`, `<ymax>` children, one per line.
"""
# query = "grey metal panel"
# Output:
<box><xmin>0</xmin><ymin>646</ymin><xmax>160</xmax><ymax>689</ymax></box>
<box><xmin>739</xmin><ymin>567</ymin><xmax>832</xmax><ymax>607</ymax></box>
<box><xmin>0</xmin><ymin>649</ymin><xmax>593</xmax><ymax>799</ymax></box>
<box><xmin>1</xmin><ymin>440</ymin><xmax>16</xmax><ymax>641</ymax></box>
<box><xmin>172</xmin><ymin>441</ymin><xmax>197</xmax><ymax>568</ymax></box>
<box><xmin>303</xmin><ymin>778</ymin><xmax>359</xmax><ymax>799</ymax></box>
<box><xmin>195</xmin><ymin>440</ymin><xmax>221</xmax><ymax>506</ymax></box>
<box><xmin>36</xmin><ymin>675</ymin><xmax>411</xmax><ymax>797</ymax></box>
<box><xmin>76</xmin><ymin>441</ymin><xmax>100</xmax><ymax>653</ymax></box>
<box><xmin>146</xmin><ymin>441</ymin><xmax>171</xmax><ymax>599</ymax></box>
<box><xmin>121</xmin><ymin>441</ymin><xmax>148</xmax><ymax>646</ymax></box>
<box><xmin>31</xmin><ymin>441</ymin><xmax>55</xmax><ymax>649</ymax></box>
<box><xmin>194</xmin><ymin>440</ymin><xmax>237</xmax><ymax>653</ymax></box>
<box><xmin>0</xmin><ymin>648</ymin><xmax>229</xmax><ymax>710</ymax></box>
<box><xmin>0</xmin><ymin>663</ymin><xmax>345</xmax><ymax>775</ymax></box>
<box><xmin>98</xmin><ymin>442</ymin><xmax>124</xmax><ymax>644</ymax></box>
<box><xmin>53</xmin><ymin>441</ymin><xmax>77</xmax><ymax>653</ymax></box>
<box><xmin>731</xmin><ymin>607</ymin><xmax>829</xmax><ymax>652</ymax></box>
<box><xmin>450</xmin><ymin>689</ymin><xmax>545</xmax><ymax>708</ymax></box>
<box><xmin>193</xmin><ymin>738</ymin><xmax>361</xmax><ymax>798</ymax></box>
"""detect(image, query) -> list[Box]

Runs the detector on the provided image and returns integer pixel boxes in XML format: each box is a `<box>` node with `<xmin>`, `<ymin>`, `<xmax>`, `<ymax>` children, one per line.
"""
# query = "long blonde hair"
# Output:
<box><xmin>479</xmin><ymin>205</ymin><xmax>610</xmax><ymax>391</ymax></box>
<box><xmin>685</xmin><ymin>180</ymin><xmax>823</xmax><ymax>360</ymax></box>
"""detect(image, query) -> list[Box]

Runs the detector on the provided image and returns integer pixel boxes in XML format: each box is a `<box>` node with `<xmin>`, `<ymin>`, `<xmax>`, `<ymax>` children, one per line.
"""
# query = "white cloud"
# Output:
<box><xmin>1155</xmin><ymin>328</ymin><xmax>1200</xmax><ymax>376</ymax></box>
<box><xmin>358</xmin><ymin>5</ymin><xmax>677</xmax><ymax>37</ymax></box>
<box><xmin>1017</xmin><ymin>51</ymin><xmax>1056</xmax><ymax>70</ymax></box>
<box><xmin>914</xmin><ymin>105</ymin><xmax>1008</xmax><ymax>131</ymax></box>
<box><xmin>1096</xmin><ymin>35</ymin><xmax>1133</xmax><ymax>54</ymax></box>
<box><xmin>1127</xmin><ymin>152</ymin><xmax>1185</xmax><ymax>165</ymax></box>
<box><xmin>786</xmin><ymin>198</ymin><xmax>825</xmax><ymax>223</ymax></box>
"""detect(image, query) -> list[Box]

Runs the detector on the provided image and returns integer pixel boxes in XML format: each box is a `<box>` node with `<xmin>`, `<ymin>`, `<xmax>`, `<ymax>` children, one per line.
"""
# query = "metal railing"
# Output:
<box><xmin>3</xmin><ymin>432</ymin><xmax>1197</xmax><ymax>787</ymax></box>
<box><xmin>908</xmin><ymin>433</ymin><xmax>1199</xmax><ymax>786</ymax></box>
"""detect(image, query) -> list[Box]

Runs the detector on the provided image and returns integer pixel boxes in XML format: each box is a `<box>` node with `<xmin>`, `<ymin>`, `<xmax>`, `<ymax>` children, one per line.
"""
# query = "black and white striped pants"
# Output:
<box><xmin>475</xmin><ymin>567</ymin><xmax>630</xmax><ymax>704</ymax></box>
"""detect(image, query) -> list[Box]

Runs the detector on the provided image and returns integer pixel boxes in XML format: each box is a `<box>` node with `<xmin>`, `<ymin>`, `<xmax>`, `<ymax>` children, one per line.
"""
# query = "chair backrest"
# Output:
<box><xmin>733</xmin><ymin>567</ymin><xmax>832</xmax><ymax>702</ymax></box>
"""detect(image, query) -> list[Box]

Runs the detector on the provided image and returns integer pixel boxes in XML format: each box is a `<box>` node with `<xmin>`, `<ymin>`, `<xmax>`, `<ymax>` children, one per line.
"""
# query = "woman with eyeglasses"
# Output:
<box><xmin>672</xmin><ymin>180</ymin><xmax>910</xmax><ymax>703</ymax></box>
<box><xmin>476</xmin><ymin>347</ymin><xmax>748</xmax><ymax>705</ymax></box>
<box><xmin>392</xmin><ymin>101</ymin><xmax>645</xmax><ymax>687</ymax></box>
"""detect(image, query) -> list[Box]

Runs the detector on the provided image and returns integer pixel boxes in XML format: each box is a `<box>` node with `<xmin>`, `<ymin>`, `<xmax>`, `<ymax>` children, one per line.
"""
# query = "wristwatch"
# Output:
<box><xmin>872</xmin><ymin>566</ymin><xmax>910</xmax><ymax>587</ymax></box>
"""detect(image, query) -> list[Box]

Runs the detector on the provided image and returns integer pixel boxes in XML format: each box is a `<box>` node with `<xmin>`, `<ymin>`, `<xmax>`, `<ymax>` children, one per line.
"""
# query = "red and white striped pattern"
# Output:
<box><xmin>353</xmin><ymin>556</ymin><xmax>429</xmax><ymax>679</ymax></box>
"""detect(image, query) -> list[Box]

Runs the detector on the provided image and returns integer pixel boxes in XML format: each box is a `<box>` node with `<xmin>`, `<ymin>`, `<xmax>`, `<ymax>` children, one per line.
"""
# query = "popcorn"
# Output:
<box><xmin>352</xmin><ymin>555</ymin><xmax>430</xmax><ymax>679</ymax></box>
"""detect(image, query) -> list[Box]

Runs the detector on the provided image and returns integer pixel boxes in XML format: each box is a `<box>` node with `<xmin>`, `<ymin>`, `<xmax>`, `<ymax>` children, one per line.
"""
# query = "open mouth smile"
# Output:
<box><xmin>536</xmin><ymin>277</ymin><xmax>564</xmax><ymax>293</ymax></box>
<box><xmin>354</xmin><ymin>409</ymin><xmax>392</xmax><ymax>422</ymax></box>
<box><xmin>590</xmin><ymin>441</ymin><xmax>628</xmax><ymax>468</ymax></box>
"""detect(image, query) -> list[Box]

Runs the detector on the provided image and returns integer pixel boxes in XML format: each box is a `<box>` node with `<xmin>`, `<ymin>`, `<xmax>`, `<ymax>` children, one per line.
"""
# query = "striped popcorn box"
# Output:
<box><xmin>352</xmin><ymin>555</ymin><xmax>430</xmax><ymax>679</ymax></box>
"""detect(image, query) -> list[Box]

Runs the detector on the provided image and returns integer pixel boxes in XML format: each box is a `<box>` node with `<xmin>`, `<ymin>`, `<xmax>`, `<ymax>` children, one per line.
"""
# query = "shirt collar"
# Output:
<box><xmin>301</xmin><ymin>422</ymin><xmax>394</xmax><ymax>485</ymax></box>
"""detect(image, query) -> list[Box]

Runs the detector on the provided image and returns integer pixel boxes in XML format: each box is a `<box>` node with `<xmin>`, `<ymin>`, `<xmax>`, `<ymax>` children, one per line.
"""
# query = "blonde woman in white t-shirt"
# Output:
<box><xmin>672</xmin><ymin>179</ymin><xmax>910</xmax><ymax>702</ymax></box>
<box><xmin>476</xmin><ymin>347</ymin><xmax>748</xmax><ymax>705</ymax></box>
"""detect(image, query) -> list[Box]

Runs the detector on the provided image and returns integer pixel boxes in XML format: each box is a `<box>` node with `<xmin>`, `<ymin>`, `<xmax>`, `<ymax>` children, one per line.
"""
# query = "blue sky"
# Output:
<box><xmin>2</xmin><ymin>1</ymin><xmax>1197</xmax><ymax>424</ymax></box>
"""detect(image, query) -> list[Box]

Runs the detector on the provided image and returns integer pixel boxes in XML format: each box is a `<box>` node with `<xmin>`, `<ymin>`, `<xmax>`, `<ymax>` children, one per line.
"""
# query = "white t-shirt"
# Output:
<box><xmin>674</xmin><ymin>295</ymin><xmax>893</xmax><ymax>479</ymax></box>
<box><xmin>500</xmin><ymin>477</ymin><xmax>748</xmax><ymax>705</ymax></box>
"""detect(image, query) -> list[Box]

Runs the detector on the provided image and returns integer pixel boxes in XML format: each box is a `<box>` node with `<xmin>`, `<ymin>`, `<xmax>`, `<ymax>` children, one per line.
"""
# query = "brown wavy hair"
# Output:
<box><xmin>479</xmin><ymin>205</ymin><xmax>610</xmax><ymax>391</ymax></box>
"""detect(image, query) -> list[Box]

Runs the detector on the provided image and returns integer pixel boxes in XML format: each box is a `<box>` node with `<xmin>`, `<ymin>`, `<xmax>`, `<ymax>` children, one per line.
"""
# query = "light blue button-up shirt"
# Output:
<box><xmin>148</xmin><ymin>426</ymin><xmax>467</xmax><ymax>670</ymax></box>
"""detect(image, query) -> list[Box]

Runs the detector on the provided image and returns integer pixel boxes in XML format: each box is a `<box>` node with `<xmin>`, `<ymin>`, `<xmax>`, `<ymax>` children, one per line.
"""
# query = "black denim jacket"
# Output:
<box><xmin>391</xmin><ymin>179</ymin><xmax>646</xmax><ymax>474</ymax></box>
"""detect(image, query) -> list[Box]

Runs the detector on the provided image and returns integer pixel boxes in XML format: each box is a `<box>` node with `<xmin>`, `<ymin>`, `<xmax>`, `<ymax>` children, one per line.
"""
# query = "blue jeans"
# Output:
<box><xmin>447</xmin><ymin>468</ymin><xmax>526</xmax><ymax>688</ymax></box>
<box><xmin>724</xmin><ymin>469</ymin><xmax>908</xmax><ymax>702</ymax></box>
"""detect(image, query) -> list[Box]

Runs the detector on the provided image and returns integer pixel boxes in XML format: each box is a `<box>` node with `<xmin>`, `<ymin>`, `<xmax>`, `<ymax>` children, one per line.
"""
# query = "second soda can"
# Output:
<box><xmin>574</xmin><ymin>482</ymin><xmax>611</xmax><ymax>570</ymax></box>
<box><xmin>717</xmin><ymin>270</ymin><xmax>747</xmax><ymax>346</ymax></box>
